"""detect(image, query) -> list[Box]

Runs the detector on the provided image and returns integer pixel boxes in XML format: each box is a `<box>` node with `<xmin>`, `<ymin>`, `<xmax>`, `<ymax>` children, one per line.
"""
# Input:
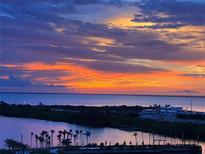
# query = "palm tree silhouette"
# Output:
<box><xmin>30</xmin><ymin>132</ymin><xmax>34</xmax><ymax>148</ymax></box>
<box><xmin>76</xmin><ymin>130</ymin><xmax>79</xmax><ymax>135</ymax></box>
<box><xmin>73</xmin><ymin>134</ymin><xmax>77</xmax><ymax>146</ymax></box>
<box><xmin>40</xmin><ymin>131</ymin><xmax>44</xmax><ymax>147</ymax></box>
<box><xmin>80</xmin><ymin>130</ymin><xmax>83</xmax><ymax>145</ymax></box>
<box><xmin>69</xmin><ymin>129</ymin><xmax>73</xmax><ymax>139</ymax></box>
<box><xmin>57</xmin><ymin>131</ymin><xmax>62</xmax><ymax>146</ymax></box>
<box><xmin>4</xmin><ymin>138</ymin><xmax>28</xmax><ymax>151</ymax></box>
<box><xmin>85</xmin><ymin>131</ymin><xmax>91</xmax><ymax>145</ymax></box>
<box><xmin>62</xmin><ymin>130</ymin><xmax>68</xmax><ymax>147</ymax></box>
<box><xmin>62</xmin><ymin>130</ymin><xmax>67</xmax><ymax>140</ymax></box>
<box><xmin>66</xmin><ymin>131</ymin><xmax>69</xmax><ymax>139</ymax></box>
<box><xmin>133</xmin><ymin>132</ymin><xmax>138</xmax><ymax>145</ymax></box>
<box><xmin>149</xmin><ymin>133</ymin><xmax>151</xmax><ymax>145</ymax></box>
<box><xmin>38</xmin><ymin>136</ymin><xmax>44</xmax><ymax>148</ymax></box>
<box><xmin>46</xmin><ymin>135</ymin><xmax>51</xmax><ymax>148</ymax></box>
<box><xmin>141</xmin><ymin>132</ymin><xmax>144</xmax><ymax>145</ymax></box>
<box><xmin>51</xmin><ymin>130</ymin><xmax>55</xmax><ymax>147</ymax></box>
<box><xmin>75</xmin><ymin>130</ymin><xmax>80</xmax><ymax>145</ymax></box>
<box><xmin>35</xmin><ymin>135</ymin><xmax>38</xmax><ymax>149</ymax></box>
<box><xmin>45</xmin><ymin>132</ymin><xmax>50</xmax><ymax>148</ymax></box>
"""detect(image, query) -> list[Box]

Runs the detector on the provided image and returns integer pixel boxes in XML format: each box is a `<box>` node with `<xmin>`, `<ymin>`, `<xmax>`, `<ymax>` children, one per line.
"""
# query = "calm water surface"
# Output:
<box><xmin>0</xmin><ymin>116</ymin><xmax>204</xmax><ymax>153</ymax></box>
<box><xmin>1</xmin><ymin>93</ymin><xmax>205</xmax><ymax>112</ymax></box>
<box><xmin>1</xmin><ymin>93</ymin><xmax>205</xmax><ymax>153</ymax></box>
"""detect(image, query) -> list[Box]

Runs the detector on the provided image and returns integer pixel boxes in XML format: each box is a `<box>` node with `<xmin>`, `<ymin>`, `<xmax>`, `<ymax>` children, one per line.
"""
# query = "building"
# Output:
<box><xmin>139</xmin><ymin>106</ymin><xmax>184</xmax><ymax>121</ymax></box>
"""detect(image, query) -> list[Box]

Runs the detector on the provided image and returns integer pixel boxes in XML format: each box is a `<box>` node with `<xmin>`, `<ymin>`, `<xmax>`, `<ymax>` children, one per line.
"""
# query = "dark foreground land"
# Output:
<box><xmin>0</xmin><ymin>145</ymin><xmax>202</xmax><ymax>154</ymax></box>
<box><xmin>0</xmin><ymin>101</ymin><xmax>205</xmax><ymax>141</ymax></box>
<box><xmin>57</xmin><ymin>145</ymin><xmax>202</xmax><ymax>154</ymax></box>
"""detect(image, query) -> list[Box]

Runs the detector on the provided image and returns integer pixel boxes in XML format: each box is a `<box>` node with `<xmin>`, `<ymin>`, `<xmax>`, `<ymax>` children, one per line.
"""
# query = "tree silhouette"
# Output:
<box><xmin>4</xmin><ymin>138</ymin><xmax>28</xmax><ymax>151</ymax></box>
<box><xmin>30</xmin><ymin>132</ymin><xmax>34</xmax><ymax>148</ymax></box>
<box><xmin>133</xmin><ymin>132</ymin><xmax>138</xmax><ymax>145</ymax></box>
<box><xmin>85</xmin><ymin>131</ymin><xmax>91</xmax><ymax>145</ymax></box>
<box><xmin>35</xmin><ymin>135</ymin><xmax>38</xmax><ymax>149</ymax></box>
<box><xmin>51</xmin><ymin>130</ymin><xmax>55</xmax><ymax>147</ymax></box>
<box><xmin>80</xmin><ymin>130</ymin><xmax>83</xmax><ymax>145</ymax></box>
<box><xmin>57</xmin><ymin>131</ymin><xmax>62</xmax><ymax>146</ymax></box>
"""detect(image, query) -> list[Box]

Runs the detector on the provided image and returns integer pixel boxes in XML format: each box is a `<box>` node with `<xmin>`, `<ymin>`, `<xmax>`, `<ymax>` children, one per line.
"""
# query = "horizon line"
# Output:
<box><xmin>1</xmin><ymin>91</ymin><xmax>205</xmax><ymax>98</ymax></box>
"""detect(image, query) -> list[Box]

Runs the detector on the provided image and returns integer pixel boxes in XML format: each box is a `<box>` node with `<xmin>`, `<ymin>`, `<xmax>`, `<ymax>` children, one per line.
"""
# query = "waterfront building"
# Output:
<box><xmin>139</xmin><ymin>106</ymin><xmax>184</xmax><ymax>121</ymax></box>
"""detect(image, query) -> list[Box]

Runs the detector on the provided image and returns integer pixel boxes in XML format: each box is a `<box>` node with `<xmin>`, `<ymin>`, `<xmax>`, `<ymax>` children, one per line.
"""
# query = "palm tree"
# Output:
<box><xmin>41</xmin><ymin>131</ymin><xmax>46</xmax><ymax>137</ymax></box>
<box><xmin>85</xmin><ymin>131</ymin><xmax>91</xmax><ymax>145</ymax></box>
<box><xmin>152</xmin><ymin>133</ymin><xmax>156</xmax><ymax>145</ymax></box>
<box><xmin>51</xmin><ymin>130</ymin><xmax>55</xmax><ymax>147</ymax></box>
<box><xmin>80</xmin><ymin>130</ymin><xmax>83</xmax><ymax>145</ymax></box>
<box><xmin>45</xmin><ymin>133</ymin><xmax>50</xmax><ymax>148</ymax></box>
<box><xmin>4</xmin><ymin>138</ymin><xmax>28</xmax><ymax>151</ymax></box>
<box><xmin>75</xmin><ymin>130</ymin><xmax>79</xmax><ymax>145</ymax></box>
<box><xmin>30</xmin><ymin>132</ymin><xmax>34</xmax><ymax>148</ymax></box>
<box><xmin>57</xmin><ymin>131</ymin><xmax>62</xmax><ymax>146</ymax></box>
<box><xmin>62</xmin><ymin>130</ymin><xmax>67</xmax><ymax>140</ymax></box>
<box><xmin>38</xmin><ymin>136</ymin><xmax>44</xmax><ymax>148</ymax></box>
<box><xmin>149</xmin><ymin>133</ymin><xmax>151</xmax><ymax>145</ymax></box>
<box><xmin>40</xmin><ymin>131</ymin><xmax>46</xmax><ymax>148</ymax></box>
<box><xmin>35</xmin><ymin>135</ymin><xmax>38</xmax><ymax>149</ymax></box>
<box><xmin>76</xmin><ymin>130</ymin><xmax>79</xmax><ymax>135</ymax></box>
<box><xmin>133</xmin><ymin>132</ymin><xmax>138</xmax><ymax>145</ymax></box>
<box><xmin>73</xmin><ymin>134</ymin><xmax>77</xmax><ymax>146</ymax></box>
<box><xmin>21</xmin><ymin>134</ymin><xmax>23</xmax><ymax>144</ymax></box>
<box><xmin>66</xmin><ymin>132</ymin><xmax>70</xmax><ymax>139</ymax></box>
<box><xmin>69</xmin><ymin>129</ymin><xmax>73</xmax><ymax>139</ymax></box>
<box><xmin>46</xmin><ymin>135</ymin><xmax>51</xmax><ymax>148</ymax></box>
<box><xmin>141</xmin><ymin>132</ymin><xmax>144</xmax><ymax>145</ymax></box>
<box><xmin>62</xmin><ymin>130</ymin><xmax>68</xmax><ymax>147</ymax></box>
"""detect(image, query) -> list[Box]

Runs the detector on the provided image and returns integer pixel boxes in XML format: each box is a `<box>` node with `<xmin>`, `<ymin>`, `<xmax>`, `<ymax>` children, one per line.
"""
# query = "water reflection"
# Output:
<box><xmin>0</xmin><ymin>116</ymin><xmax>204</xmax><ymax>153</ymax></box>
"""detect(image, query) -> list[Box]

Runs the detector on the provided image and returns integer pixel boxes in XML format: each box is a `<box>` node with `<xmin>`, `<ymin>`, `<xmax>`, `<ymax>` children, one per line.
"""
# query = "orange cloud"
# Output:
<box><xmin>18</xmin><ymin>62</ymin><xmax>205</xmax><ymax>95</ymax></box>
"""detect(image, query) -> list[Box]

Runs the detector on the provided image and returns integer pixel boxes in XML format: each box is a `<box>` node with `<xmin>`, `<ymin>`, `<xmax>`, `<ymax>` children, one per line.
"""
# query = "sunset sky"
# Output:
<box><xmin>0</xmin><ymin>0</ymin><xmax>205</xmax><ymax>95</ymax></box>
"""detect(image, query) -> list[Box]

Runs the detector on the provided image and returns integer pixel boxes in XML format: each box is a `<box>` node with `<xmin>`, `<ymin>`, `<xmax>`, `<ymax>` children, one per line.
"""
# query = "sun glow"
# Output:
<box><xmin>105</xmin><ymin>14</ymin><xmax>156</xmax><ymax>29</ymax></box>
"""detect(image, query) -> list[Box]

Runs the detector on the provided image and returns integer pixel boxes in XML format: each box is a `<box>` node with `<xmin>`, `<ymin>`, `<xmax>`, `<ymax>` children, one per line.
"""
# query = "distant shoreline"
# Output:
<box><xmin>1</xmin><ymin>102</ymin><xmax>205</xmax><ymax>142</ymax></box>
<box><xmin>1</xmin><ymin>92</ymin><xmax>205</xmax><ymax>98</ymax></box>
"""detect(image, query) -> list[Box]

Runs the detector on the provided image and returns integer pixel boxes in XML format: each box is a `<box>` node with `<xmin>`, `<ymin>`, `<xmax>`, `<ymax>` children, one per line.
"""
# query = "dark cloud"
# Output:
<box><xmin>73</xmin><ymin>0</ymin><xmax>100</xmax><ymax>5</ymax></box>
<box><xmin>1</xmin><ymin>0</ymin><xmax>205</xmax><ymax>68</ymax></box>
<box><xmin>0</xmin><ymin>0</ymin><xmax>102</xmax><ymax>23</ymax></box>
<box><xmin>0</xmin><ymin>65</ymin><xmax>71</xmax><ymax>93</ymax></box>
<box><xmin>0</xmin><ymin>66</ymin><xmax>69</xmax><ymax>87</ymax></box>
<box><xmin>0</xmin><ymin>76</ymin><xmax>34</xmax><ymax>87</ymax></box>
<box><xmin>171</xmin><ymin>89</ymin><xmax>199</xmax><ymax>94</ymax></box>
<box><xmin>133</xmin><ymin>0</ymin><xmax>205</xmax><ymax>28</ymax></box>
<box><xmin>2</xmin><ymin>14</ymin><xmax>205</xmax><ymax>66</ymax></box>
<box><xmin>181</xmin><ymin>74</ymin><xmax>205</xmax><ymax>78</ymax></box>
<box><xmin>65</xmin><ymin>59</ymin><xmax>165</xmax><ymax>73</ymax></box>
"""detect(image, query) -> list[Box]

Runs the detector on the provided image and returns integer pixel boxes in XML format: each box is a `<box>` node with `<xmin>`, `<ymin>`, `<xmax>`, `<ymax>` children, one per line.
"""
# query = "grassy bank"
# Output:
<box><xmin>0</xmin><ymin>102</ymin><xmax>205</xmax><ymax>141</ymax></box>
